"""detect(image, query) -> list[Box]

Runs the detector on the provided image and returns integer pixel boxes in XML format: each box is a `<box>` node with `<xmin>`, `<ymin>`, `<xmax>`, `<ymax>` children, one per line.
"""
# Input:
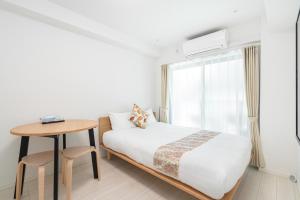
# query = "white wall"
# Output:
<box><xmin>297</xmin><ymin>145</ymin><xmax>300</xmax><ymax>191</ymax></box>
<box><xmin>260</xmin><ymin>18</ymin><xmax>298</xmax><ymax>176</ymax></box>
<box><xmin>0</xmin><ymin>9</ymin><xmax>155</xmax><ymax>189</ymax></box>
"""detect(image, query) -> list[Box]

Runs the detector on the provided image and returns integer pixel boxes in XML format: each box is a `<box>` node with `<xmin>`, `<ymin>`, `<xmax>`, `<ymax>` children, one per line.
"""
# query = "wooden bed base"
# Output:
<box><xmin>98</xmin><ymin>116</ymin><xmax>241</xmax><ymax>200</ymax></box>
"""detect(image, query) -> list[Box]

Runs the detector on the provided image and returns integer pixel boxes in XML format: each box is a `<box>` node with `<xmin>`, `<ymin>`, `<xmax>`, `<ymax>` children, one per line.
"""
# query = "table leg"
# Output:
<box><xmin>14</xmin><ymin>136</ymin><xmax>29</xmax><ymax>199</ymax></box>
<box><xmin>53</xmin><ymin>136</ymin><xmax>59</xmax><ymax>200</ymax></box>
<box><xmin>63</xmin><ymin>134</ymin><xmax>66</xmax><ymax>149</ymax></box>
<box><xmin>88</xmin><ymin>129</ymin><xmax>98</xmax><ymax>179</ymax></box>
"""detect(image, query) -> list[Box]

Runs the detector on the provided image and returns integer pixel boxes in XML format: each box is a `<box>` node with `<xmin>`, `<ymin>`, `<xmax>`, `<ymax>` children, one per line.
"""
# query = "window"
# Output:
<box><xmin>169</xmin><ymin>50</ymin><xmax>248</xmax><ymax>135</ymax></box>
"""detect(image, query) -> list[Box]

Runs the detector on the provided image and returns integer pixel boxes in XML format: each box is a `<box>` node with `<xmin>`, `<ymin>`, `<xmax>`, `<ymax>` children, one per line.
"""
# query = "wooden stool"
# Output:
<box><xmin>61</xmin><ymin>146</ymin><xmax>100</xmax><ymax>200</ymax></box>
<box><xmin>16</xmin><ymin>151</ymin><xmax>53</xmax><ymax>200</ymax></box>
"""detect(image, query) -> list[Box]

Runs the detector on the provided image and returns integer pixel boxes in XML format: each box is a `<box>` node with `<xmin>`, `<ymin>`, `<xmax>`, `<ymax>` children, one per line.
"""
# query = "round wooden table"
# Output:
<box><xmin>11</xmin><ymin>120</ymin><xmax>98</xmax><ymax>200</ymax></box>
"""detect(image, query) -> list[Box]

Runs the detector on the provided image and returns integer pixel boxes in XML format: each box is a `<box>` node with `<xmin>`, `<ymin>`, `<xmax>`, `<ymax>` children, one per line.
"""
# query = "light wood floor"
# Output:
<box><xmin>0</xmin><ymin>156</ymin><xmax>299</xmax><ymax>200</ymax></box>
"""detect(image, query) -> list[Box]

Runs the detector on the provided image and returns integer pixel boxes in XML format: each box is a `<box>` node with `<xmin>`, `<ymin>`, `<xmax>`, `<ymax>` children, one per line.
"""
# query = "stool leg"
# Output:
<box><xmin>61</xmin><ymin>157</ymin><xmax>65</xmax><ymax>185</ymax></box>
<box><xmin>16</xmin><ymin>162</ymin><xmax>24</xmax><ymax>200</ymax></box>
<box><xmin>38</xmin><ymin>166</ymin><xmax>45</xmax><ymax>200</ymax></box>
<box><xmin>94</xmin><ymin>150</ymin><xmax>101</xmax><ymax>181</ymax></box>
<box><xmin>66</xmin><ymin>159</ymin><xmax>73</xmax><ymax>200</ymax></box>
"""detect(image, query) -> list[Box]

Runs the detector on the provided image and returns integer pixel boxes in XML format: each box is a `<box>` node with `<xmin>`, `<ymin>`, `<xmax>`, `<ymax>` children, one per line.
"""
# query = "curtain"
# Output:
<box><xmin>169</xmin><ymin>50</ymin><xmax>248</xmax><ymax>135</ymax></box>
<box><xmin>244</xmin><ymin>46</ymin><xmax>265</xmax><ymax>168</ymax></box>
<box><xmin>160</xmin><ymin>64</ymin><xmax>169</xmax><ymax>123</ymax></box>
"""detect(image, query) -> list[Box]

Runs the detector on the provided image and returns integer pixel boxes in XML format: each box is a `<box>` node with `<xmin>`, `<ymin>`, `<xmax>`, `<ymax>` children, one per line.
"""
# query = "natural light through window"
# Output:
<box><xmin>169</xmin><ymin>50</ymin><xmax>248</xmax><ymax>136</ymax></box>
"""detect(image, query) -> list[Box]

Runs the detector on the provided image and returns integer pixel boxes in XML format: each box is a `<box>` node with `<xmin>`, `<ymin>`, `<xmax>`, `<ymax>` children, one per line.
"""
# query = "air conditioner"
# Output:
<box><xmin>182</xmin><ymin>30</ymin><xmax>228</xmax><ymax>57</ymax></box>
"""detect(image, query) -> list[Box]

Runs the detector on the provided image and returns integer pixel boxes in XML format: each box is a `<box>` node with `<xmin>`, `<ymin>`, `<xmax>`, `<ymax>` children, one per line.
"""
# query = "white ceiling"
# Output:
<box><xmin>50</xmin><ymin>0</ymin><xmax>264</xmax><ymax>48</ymax></box>
<box><xmin>264</xmin><ymin>0</ymin><xmax>300</xmax><ymax>30</ymax></box>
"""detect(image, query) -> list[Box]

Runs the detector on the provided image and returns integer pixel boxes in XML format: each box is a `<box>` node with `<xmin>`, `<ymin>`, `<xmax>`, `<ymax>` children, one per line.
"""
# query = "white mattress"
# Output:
<box><xmin>103</xmin><ymin>122</ymin><xmax>251</xmax><ymax>199</ymax></box>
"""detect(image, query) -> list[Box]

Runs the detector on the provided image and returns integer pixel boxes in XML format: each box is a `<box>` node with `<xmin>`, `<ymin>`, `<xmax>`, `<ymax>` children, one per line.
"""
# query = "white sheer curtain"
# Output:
<box><xmin>169</xmin><ymin>50</ymin><xmax>248</xmax><ymax>136</ymax></box>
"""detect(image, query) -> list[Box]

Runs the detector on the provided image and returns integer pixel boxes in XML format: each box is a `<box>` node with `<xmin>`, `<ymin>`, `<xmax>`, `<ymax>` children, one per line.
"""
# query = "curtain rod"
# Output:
<box><xmin>229</xmin><ymin>41</ymin><xmax>260</xmax><ymax>49</ymax></box>
<box><xmin>166</xmin><ymin>41</ymin><xmax>260</xmax><ymax>66</ymax></box>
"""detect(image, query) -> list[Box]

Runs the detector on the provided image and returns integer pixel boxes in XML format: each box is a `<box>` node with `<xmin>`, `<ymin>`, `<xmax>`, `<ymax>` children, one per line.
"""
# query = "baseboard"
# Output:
<box><xmin>294</xmin><ymin>181</ymin><xmax>300</xmax><ymax>200</ymax></box>
<box><xmin>259</xmin><ymin>167</ymin><xmax>290</xmax><ymax>178</ymax></box>
<box><xmin>297</xmin><ymin>181</ymin><xmax>300</xmax><ymax>197</ymax></box>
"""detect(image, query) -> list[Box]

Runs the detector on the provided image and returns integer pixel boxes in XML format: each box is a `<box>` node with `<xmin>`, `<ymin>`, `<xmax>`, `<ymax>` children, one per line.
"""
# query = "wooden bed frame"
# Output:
<box><xmin>98</xmin><ymin>116</ymin><xmax>241</xmax><ymax>200</ymax></box>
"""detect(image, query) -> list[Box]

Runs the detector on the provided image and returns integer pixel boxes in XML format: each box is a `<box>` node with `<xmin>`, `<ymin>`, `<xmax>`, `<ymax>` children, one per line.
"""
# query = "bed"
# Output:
<box><xmin>98</xmin><ymin>116</ymin><xmax>251</xmax><ymax>200</ymax></box>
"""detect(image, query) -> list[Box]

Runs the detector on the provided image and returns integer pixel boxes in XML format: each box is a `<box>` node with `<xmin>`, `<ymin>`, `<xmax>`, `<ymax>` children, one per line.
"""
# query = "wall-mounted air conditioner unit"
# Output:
<box><xmin>182</xmin><ymin>30</ymin><xmax>228</xmax><ymax>57</ymax></box>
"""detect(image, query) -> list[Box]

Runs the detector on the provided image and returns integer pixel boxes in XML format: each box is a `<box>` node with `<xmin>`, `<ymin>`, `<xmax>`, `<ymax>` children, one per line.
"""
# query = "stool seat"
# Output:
<box><xmin>22</xmin><ymin>151</ymin><xmax>53</xmax><ymax>167</ymax></box>
<box><xmin>62</xmin><ymin>146</ymin><xmax>95</xmax><ymax>159</ymax></box>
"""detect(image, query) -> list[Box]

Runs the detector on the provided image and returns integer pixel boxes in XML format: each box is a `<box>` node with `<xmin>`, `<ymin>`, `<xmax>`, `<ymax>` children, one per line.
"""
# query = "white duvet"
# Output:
<box><xmin>103</xmin><ymin>122</ymin><xmax>251</xmax><ymax>199</ymax></box>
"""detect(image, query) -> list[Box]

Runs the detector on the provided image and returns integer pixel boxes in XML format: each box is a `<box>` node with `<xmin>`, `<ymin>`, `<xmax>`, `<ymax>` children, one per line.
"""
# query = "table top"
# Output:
<box><xmin>11</xmin><ymin>119</ymin><xmax>98</xmax><ymax>136</ymax></box>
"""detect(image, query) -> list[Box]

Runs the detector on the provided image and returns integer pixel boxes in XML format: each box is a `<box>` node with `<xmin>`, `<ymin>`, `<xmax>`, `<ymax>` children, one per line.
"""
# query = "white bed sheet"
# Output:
<box><xmin>103</xmin><ymin>122</ymin><xmax>251</xmax><ymax>199</ymax></box>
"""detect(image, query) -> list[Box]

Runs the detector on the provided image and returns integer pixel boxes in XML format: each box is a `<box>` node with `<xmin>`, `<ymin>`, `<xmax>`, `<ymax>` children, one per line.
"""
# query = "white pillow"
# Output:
<box><xmin>146</xmin><ymin>109</ymin><xmax>157</xmax><ymax>124</ymax></box>
<box><xmin>108</xmin><ymin>112</ymin><xmax>134</xmax><ymax>131</ymax></box>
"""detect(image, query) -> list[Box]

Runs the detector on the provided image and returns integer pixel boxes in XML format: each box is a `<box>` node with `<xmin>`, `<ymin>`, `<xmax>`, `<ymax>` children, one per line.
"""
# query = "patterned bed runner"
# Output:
<box><xmin>153</xmin><ymin>131</ymin><xmax>219</xmax><ymax>178</ymax></box>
